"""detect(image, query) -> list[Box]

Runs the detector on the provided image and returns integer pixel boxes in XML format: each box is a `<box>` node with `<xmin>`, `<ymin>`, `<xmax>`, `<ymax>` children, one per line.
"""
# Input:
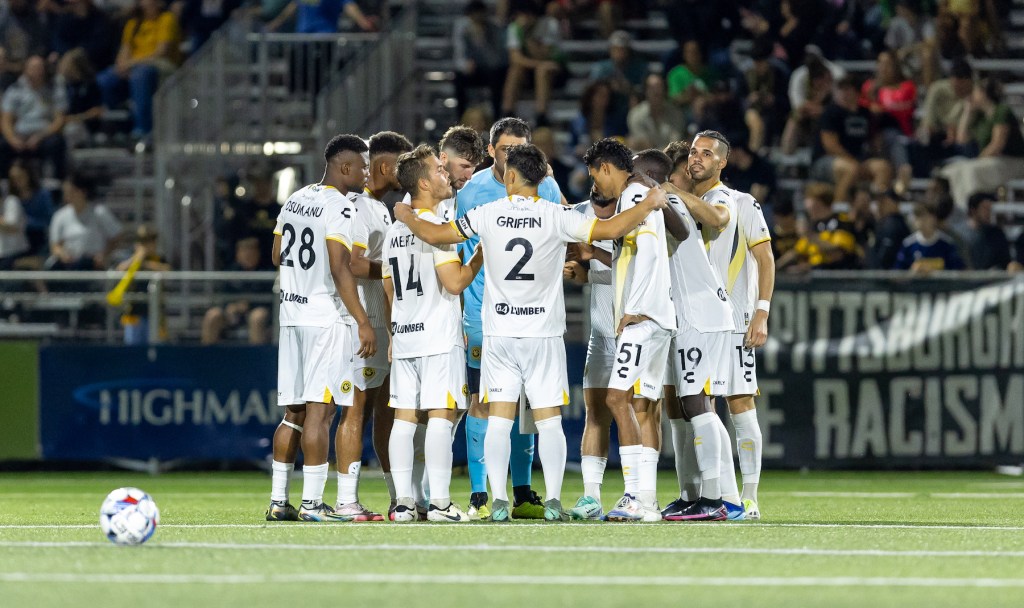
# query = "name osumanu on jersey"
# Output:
<box><xmin>283</xmin><ymin>201</ymin><xmax>325</xmax><ymax>218</ymax></box>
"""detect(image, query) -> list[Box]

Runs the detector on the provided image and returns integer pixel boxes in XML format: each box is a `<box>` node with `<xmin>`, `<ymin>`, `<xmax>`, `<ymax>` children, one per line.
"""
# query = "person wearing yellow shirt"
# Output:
<box><xmin>96</xmin><ymin>0</ymin><xmax>182</xmax><ymax>140</ymax></box>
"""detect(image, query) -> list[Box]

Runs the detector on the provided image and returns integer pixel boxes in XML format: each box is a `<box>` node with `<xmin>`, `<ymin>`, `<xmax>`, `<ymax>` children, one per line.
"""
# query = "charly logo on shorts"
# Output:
<box><xmin>461</xmin><ymin>384</ymin><xmax>468</xmax><ymax>396</ymax></box>
<box><xmin>362</xmin><ymin>368</ymin><xmax>376</xmax><ymax>379</ymax></box>
<box><xmin>471</xmin><ymin>346</ymin><xmax>481</xmax><ymax>359</ymax></box>
<box><xmin>717</xmin><ymin>287</ymin><xmax>727</xmax><ymax>302</ymax></box>
<box><xmin>341</xmin><ymin>380</ymin><xmax>353</xmax><ymax>394</ymax></box>
<box><xmin>495</xmin><ymin>303</ymin><xmax>510</xmax><ymax>315</ymax></box>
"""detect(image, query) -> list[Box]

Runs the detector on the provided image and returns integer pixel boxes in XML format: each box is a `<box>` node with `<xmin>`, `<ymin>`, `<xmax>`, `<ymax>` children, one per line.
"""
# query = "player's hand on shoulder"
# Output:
<box><xmin>394</xmin><ymin>201</ymin><xmax>414</xmax><ymax>224</ymax></box>
<box><xmin>642</xmin><ymin>187</ymin><xmax>668</xmax><ymax>210</ymax></box>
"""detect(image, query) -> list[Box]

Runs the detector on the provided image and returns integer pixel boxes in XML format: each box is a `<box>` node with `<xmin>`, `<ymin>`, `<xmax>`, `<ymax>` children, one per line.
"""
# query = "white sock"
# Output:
<box><xmin>731</xmin><ymin>409</ymin><xmax>762</xmax><ymax>502</ymax></box>
<box><xmin>300</xmin><ymin>463</ymin><xmax>329</xmax><ymax>505</ymax></box>
<box><xmin>690</xmin><ymin>413</ymin><xmax>722</xmax><ymax>500</ymax></box>
<box><xmin>388</xmin><ymin>419</ymin><xmax>417</xmax><ymax>499</ymax></box>
<box><xmin>337</xmin><ymin>459</ymin><xmax>359</xmax><ymax>505</ymax></box>
<box><xmin>581</xmin><ymin>455</ymin><xmax>607</xmax><ymax>502</ymax></box>
<box><xmin>717</xmin><ymin>421</ymin><xmax>740</xmax><ymax>506</ymax></box>
<box><xmin>270</xmin><ymin>460</ymin><xmax>293</xmax><ymax>502</ymax></box>
<box><xmin>639</xmin><ymin>447</ymin><xmax>659</xmax><ymax>507</ymax></box>
<box><xmin>535</xmin><ymin>416</ymin><xmax>566</xmax><ymax>503</ymax></box>
<box><xmin>425</xmin><ymin>418</ymin><xmax>455</xmax><ymax>508</ymax></box>
<box><xmin>670</xmin><ymin>418</ymin><xmax>700</xmax><ymax>501</ymax></box>
<box><xmin>382</xmin><ymin>472</ymin><xmax>396</xmax><ymax>501</ymax></box>
<box><xmin>619</xmin><ymin>444</ymin><xmax>642</xmax><ymax>496</ymax></box>
<box><xmin>412</xmin><ymin>423</ymin><xmax>428</xmax><ymax>506</ymax></box>
<box><xmin>484</xmin><ymin>416</ymin><xmax>515</xmax><ymax>502</ymax></box>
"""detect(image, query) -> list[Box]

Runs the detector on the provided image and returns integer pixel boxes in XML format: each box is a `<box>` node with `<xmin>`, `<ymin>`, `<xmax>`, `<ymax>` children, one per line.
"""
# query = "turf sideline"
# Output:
<box><xmin>2</xmin><ymin>523</ymin><xmax>1024</xmax><ymax>530</ymax></box>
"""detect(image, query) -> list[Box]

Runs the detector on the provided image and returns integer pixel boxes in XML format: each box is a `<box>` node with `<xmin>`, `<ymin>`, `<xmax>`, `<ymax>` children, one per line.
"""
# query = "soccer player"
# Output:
<box><xmin>667</xmin><ymin>131</ymin><xmax>775</xmax><ymax>520</ymax></box>
<box><xmin>581</xmin><ymin>139</ymin><xmax>676</xmax><ymax>522</ymax></box>
<box><xmin>266</xmin><ymin>134</ymin><xmax>377</xmax><ymax>522</ymax></box>
<box><xmin>395</xmin><ymin>143</ymin><xmax>668</xmax><ymax>521</ymax></box>
<box><xmin>333</xmin><ymin>131</ymin><xmax>413</xmax><ymax>521</ymax></box>
<box><xmin>384</xmin><ymin>145</ymin><xmax>484</xmax><ymax>523</ymax></box>
<box><xmin>455</xmin><ymin>117</ymin><xmax>563</xmax><ymax>520</ymax></box>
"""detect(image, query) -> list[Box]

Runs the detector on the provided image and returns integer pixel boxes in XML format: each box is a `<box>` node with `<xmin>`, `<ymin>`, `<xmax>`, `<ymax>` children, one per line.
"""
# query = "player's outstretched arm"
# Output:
<box><xmin>590</xmin><ymin>187</ymin><xmax>668</xmax><ymax>241</ymax></box>
<box><xmin>435</xmin><ymin>244</ymin><xmax>483</xmax><ymax>295</ymax></box>
<box><xmin>349</xmin><ymin>245</ymin><xmax>383</xmax><ymax>279</ymax></box>
<box><xmin>662</xmin><ymin>182</ymin><xmax>730</xmax><ymax>230</ymax></box>
<box><xmin>394</xmin><ymin>203</ymin><xmax>465</xmax><ymax>245</ymax></box>
<box><xmin>328</xmin><ymin>240</ymin><xmax>377</xmax><ymax>358</ymax></box>
<box><xmin>745</xmin><ymin>240</ymin><xmax>775</xmax><ymax>349</ymax></box>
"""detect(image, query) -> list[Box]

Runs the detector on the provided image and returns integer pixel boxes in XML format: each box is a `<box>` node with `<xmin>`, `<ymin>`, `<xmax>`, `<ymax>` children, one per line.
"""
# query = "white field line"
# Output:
<box><xmin>1</xmin><ymin>572</ymin><xmax>1023</xmax><ymax>588</ymax></box>
<box><xmin>932</xmin><ymin>493</ymin><xmax>1024</xmax><ymax>499</ymax></box>
<box><xmin>6</xmin><ymin>491</ymin><xmax>1022</xmax><ymax>500</ymax></box>
<box><xmin>2</xmin><ymin>540</ymin><xmax>1023</xmax><ymax>558</ymax></box>
<box><xmin>777</xmin><ymin>492</ymin><xmax>916</xmax><ymax>498</ymax></box>
<box><xmin>2</xmin><ymin>522</ymin><xmax>1024</xmax><ymax>531</ymax></box>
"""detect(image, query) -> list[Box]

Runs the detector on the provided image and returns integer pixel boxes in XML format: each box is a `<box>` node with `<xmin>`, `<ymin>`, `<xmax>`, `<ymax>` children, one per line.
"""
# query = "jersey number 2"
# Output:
<box><xmin>504</xmin><ymin>238</ymin><xmax>534</xmax><ymax>281</ymax></box>
<box><xmin>280</xmin><ymin>223</ymin><xmax>315</xmax><ymax>270</ymax></box>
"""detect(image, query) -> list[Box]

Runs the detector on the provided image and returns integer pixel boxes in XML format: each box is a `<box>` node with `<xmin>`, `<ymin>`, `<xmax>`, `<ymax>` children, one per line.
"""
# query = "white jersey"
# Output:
<box><xmin>611</xmin><ymin>183</ymin><xmax>676</xmax><ymax>331</ymax></box>
<box><xmin>274</xmin><ymin>183</ymin><xmax>355</xmax><ymax>328</ymax></box>
<box><xmin>574</xmin><ymin>201</ymin><xmax>615</xmax><ymax>339</ymax></box>
<box><xmin>453</xmin><ymin>194</ymin><xmax>596</xmax><ymax>338</ymax></box>
<box><xmin>666</xmin><ymin>194</ymin><xmax>734</xmax><ymax>333</ymax></box>
<box><xmin>349</xmin><ymin>191</ymin><xmax>392</xmax><ymax>329</ymax></box>
<box><xmin>382</xmin><ymin>208</ymin><xmax>463</xmax><ymax>359</ymax></box>
<box><xmin>700</xmin><ymin>183</ymin><xmax>770</xmax><ymax>332</ymax></box>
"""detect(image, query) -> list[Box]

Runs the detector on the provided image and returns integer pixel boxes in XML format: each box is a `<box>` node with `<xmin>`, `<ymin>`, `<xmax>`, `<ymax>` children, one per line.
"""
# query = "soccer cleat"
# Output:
<box><xmin>334</xmin><ymin>501</ymin><xmax>385</xmax><ymax>522</ymax></box>
<box><xmin>568</xmin><ymin>495</ymin><xmax>604</xmax><ymax>521</ymax></box>
<box><xmin>605</xmin><ymin>495</ymin><xmax>644</xmax><ymax>522</ymax></box>
<box><xmin>265</xmin><ymin>500</ymin><xmax>299</xmax><ymax>521</ymax></box>
<box><xmin>543</xmin><ymin>498</ymin><xmax>567</xmax><ymax>521</ymax></box>
<box><xmin>742</xmin><ymin>498</ymin><xmax>761</xmax><ymax>520</ymax></box>
<box><xmin>490</xmin><ymin>499</ymin><xmax>512</xmax><ymax>522</ymax></box>
<box><xmin>427</xmin><ymin>502</ymin><xmax>470</xmax><ymax>522</ymax></box>
<box><xmin>660</xmin><ymin>497</ymin><xmax>696</xmax><ymax>521</ymax></box>
<box><xmin>390</xmin><ymin>498</ymin><xmax>416</xmax><ymax>522</ymax></box>
<box><xmin>298</xmin><ymin>501</ymin><xmax>350</xmax><ymax>522</ymax></box>
<box><xmin>642</xmin><ymin>500</ymin><xmax>663</xmax><ymax>522</ymax></box>
<box><xmin>672</xmin><ymin>497</ymin><xmax>728</xmax><ymax>521</ymax></box>
<box><xmin>467</xmin><ymin>491</ymin><xmax>490</xmax><ymax>521</ymax></box>
<box><xmin>724</xmin><ymin>501</ymin><xmax>746</xmax><ymax>521</ymax></box>
<box><xmin>511</xmin><ymin>490</ymin><xmax>545</xmax><ymax>519</ymax></box>
<box><xmin>387</xmin><ymin>499</ymin><xmax>398</xmax><ymax>521</ymax></box>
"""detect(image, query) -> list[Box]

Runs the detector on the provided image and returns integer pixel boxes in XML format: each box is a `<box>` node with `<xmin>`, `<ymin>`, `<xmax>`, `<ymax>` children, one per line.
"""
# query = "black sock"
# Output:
<box><xmin>513</xmin><ymin>485</ymin><xmax>533</xmax><ymax>504</ymax></box>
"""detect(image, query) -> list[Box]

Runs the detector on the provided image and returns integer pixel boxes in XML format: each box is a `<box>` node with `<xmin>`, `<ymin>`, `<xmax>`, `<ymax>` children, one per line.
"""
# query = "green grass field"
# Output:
<box><xmin>1</xmin><ymin>470</ymin><xmax>1023</xmax><ymax>607</ymax></box>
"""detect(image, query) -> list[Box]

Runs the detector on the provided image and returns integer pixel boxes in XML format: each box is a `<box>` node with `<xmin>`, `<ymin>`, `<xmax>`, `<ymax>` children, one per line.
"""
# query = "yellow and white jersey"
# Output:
<box><xmin>348</xmin><ymin>191</ymin><xmax>392</xmax><ymax>330</ymax></box>
<box><xmin>573</xmin><ymin>201</ymin><xmax>615</xmax><ymax>339</ymax></box>
<box><xmin>273</xmin><ymin>183</ymin><xmax>355</xmax><ymax>328</ymax></box>
<box><xmin>611</xmin><ymin>182</ymin><xmax>676</xmax><ymax>332</ymax></box>
<box><xmin>453</xmin><ymin>195</ymin><xmax>596</xmax><ymax>338</ymax></box>
<box><xmin>666</xmin><ymin>194</ymin><xmax>734</xmax><ymax>333</ymax></box>
<box><xmin>728</xmin><ymin>191</ymin><xmax>771</xmax><ymax>332</ymax></box>
<box><xmin>382</xmin><ymin>208</ymin><xmax>463</xmax><ymax>359</ymax></box>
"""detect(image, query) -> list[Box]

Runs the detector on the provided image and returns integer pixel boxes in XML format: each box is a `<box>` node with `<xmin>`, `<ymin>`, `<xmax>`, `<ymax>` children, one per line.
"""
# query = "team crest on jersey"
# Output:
<box><xmin>718</xmin><ymin>288</ymin><xmax>727</xmax><ymax>301</ymax></box>
<box><xmin>471</xmin><ymin>346</ymin><xmax>481</xmax><ymax>360</ymax></box>
<box><xmin>362</xmin><ymin>368</ymin><xmax>376</xmax><ymax>379</ymax></box>
<box><xmin>341</xmin><ymin>380</ymin><xmax>353</xmax><ymax>394</ymax></box>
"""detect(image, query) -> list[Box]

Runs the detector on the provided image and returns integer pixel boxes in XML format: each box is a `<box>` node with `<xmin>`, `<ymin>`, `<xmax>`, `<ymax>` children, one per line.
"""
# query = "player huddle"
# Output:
<box><xmin>265</xmin><ymin>117</ymin><xmax>775</xmax><ymax>524</ymax></box>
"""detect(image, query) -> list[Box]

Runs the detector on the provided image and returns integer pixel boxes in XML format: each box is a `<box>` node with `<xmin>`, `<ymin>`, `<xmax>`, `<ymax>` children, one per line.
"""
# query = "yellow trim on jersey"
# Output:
<box><xmin>273</xmin><ymin>230</ymin><xmax>283</xmax><ymax>236</ymax></box>
<box><xmin>636</xmin><ymin>230</ymin><xmax>658</xmax><ymax>238</ymax></box>
<box><xmin>482</xmin><ymin>391</ymin><xmax>489</xmax><ymax>404</ymax></box>
<box><xmin>585</xmin><ymin>218</ymin><xmax>598</xmax><ymax>244</ymax></box>
<box><xmin>449</xmin><ymin>220</ymin><xmax>469</xmax><ymax>241</ymax></box>
<box><xmin>381</xmin><ymin>268</ymin><xmax>391</xmax><ymax>279</ymax></box>
<box><xmin>613</xmin><ymin>234</ymin><xmax>636</xmax><ymax>323</ymax></box>
<box><xmin>322</xmin><ymin>386</ymin><xmax>333</xmax><ymax>404</ymax></box>
<box><xmin>633</xmin><ymin>379</ymin><xmax>641</xmax><ymax>394</ymax></box>
<box><xmin>447</xmin><ymin>392</ymin><xmax>456</xmax><ymax>410</ymax></box>
<box><xmin>326</xmin><ymin>235</ymin><xmax>352</xmax><ymax>250</ymax></box>
<box><xmin>703</xmin><ymin>377</ymin><xmax>711</xmax><ymax>395</ymax></box>
<box><xmin>434</xmin><ymin>258</ymin><xmax>461</xmax><ymax>268</ymax></box>
<box><xmin>352</xmin><ymin>242</ymin><xmax>368</xmax><ymax>249</ymax></box>
<box><xmin>748</xmin><ymin>236</ymin><xmax>772</xmax><ymax>249</ymax></box>
<box><xmin>726</xmin><ymin>224</ymin><xmax>748</xmax><ymax>293</ymax></box>
<box><xmin>562</xmin><ymin>390</ymin><xmax>570</xmax><ymax>405</ymax></box>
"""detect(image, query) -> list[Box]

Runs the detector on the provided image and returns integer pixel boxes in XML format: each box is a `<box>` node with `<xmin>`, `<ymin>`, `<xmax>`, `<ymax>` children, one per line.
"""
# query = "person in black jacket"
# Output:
<box><xmin>868</xmin><ymin>189</ymin><xmax>910</xmax><ymax>270</ymax></box>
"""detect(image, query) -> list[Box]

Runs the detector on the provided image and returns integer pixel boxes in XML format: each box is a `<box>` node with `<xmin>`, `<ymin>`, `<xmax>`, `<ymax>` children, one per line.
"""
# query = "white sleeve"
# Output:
<box><xmin>555</xmin><ymin>206</ymin><xmax>597</xmax><ymax>244</ymax></box>
<box><xmin>453</xmin><ymin>206</ymin><xmax>482</xmax><ymax>240</ymax></box>
<box><xmin>743</xmin><ymin>199</ymin><xmax>771</xmax><ymax>248</ymax></box>
<box><xmin>326</xmin><ymin>197</ymin><xmax>355</xmax><ymax>248</ymax></box>
<box><xmin>96</xmin><ymin>206</ymin><xmax>122</xmax><ymax>239</ymax></box>
<box><xmin>588</xmin><ymin>267</ymin><xmax>611</xmax><ymax>285</ymax></box>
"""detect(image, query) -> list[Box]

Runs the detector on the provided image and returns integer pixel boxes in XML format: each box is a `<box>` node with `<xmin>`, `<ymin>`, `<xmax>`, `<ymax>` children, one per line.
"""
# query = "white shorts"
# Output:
<box><xmin>667</xmin><ymin>328</ymin><xmax>730</xmax><ymax>397</ymax></box>
<box><xmin>277</xmin><ymin>322</ymin><xmax>354</xmax><ymax>407</ymax></box>
<box><xmin>583</xmin><ymin>336</ymin><xmax>616</xmax><ymax>390</ymax></box>
<box><xmin>608</xmin><ymin>320</ymin><xmax>671</xmax><ymax>400</ymax></box>
<box><xmin>727</xmin><ymin>332</ymin><xmax>759</xmax><ymax>396</ymax></box>
<box><xmin>481</xmin><ymin>336</ymin><xmax>569</xmax><ymax>409</ymax></box>
<box><xmin>390</xmin><ymin>347</ymin><xmax>468</xmax><ymax>410</ymax></box>
<box><xmin>351</xmin><ymin>325</ymin><xmax>391</xmax><ymax>390</ymax></box>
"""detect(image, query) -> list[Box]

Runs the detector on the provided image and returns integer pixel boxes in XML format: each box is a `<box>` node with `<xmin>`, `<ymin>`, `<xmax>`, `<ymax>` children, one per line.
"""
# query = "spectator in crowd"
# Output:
<box><xmin>202</xmin><ymin>236</ymin><xmax>273</xmax><ymax>344</ymax></box>
<box><xmin>569</xmin><ymin>79</ymin><xmax>623</xmax><ymax>153</ymax></box>
<box><xmin>868</xmin><ymin>188</ymin><xmax>910</xmax><ymax>270</ymax></box>
<box><xmin>0</xmin><ymin>0</ymin><xmax>49</xmax><ymax>89</ymax></box>
<box><xmin>501</xmin><ymin>2</ymin><xmax>566</xmax><ymax>125</ymax></box>
<box><xmin>49</xmin><ymin>0</ymin><xmax>118</xmax><ymax>70</ymax></box>
<box><xmin>770</xmin><ymin>197</ymin><xmax>800</xmax><ymax>264</ymax></box>
<box><xmin>460</xmin><ymin>104</ymin><xmax>491</xmax><ymax>140</ymax></box>
<box><xmin>176</xmin><ymin>0</ymin><xmax>243</xmax><ymax>51</ymax></box>
<box><xmin>811</xmin><ymin>75</ymin><xmax>892</xmax><ymax>204</ymax></box>
<box><xmin>663</xmin><ymin>2</ymin><xmax>740</xmax><ymax>70</ymax></box>
<box><xmin>0</xmin><ymin>170</ymin><xmax>29</xmax><ymax>269</ymax></box>
<box><xmin>590</xmin><ymin>30</ymin><xmax>647</xmax><ymax>130</ymax></box>
<box><xmin>57</xmin><ymin>48</ymin><xmax>103</xmax><ymax>148</ymax></box>
<box><xmin>885</xmin><ymin>0</ymin><xmax>938</xmax><ymax>86</ymax></box>
<box><xmin>223</xmin><ymin>164</ymin><xmax>279</xmax><ymax>263</ymax></box>
<box><xmin>848</xmin><ymin>185</ymin><xmax>875</xmax><ymax>255</ymax></box>
<box><xmin>114</xmin><ymin>224</ymin><xmax>171</xmax><ymax>344</ymax></box>
<box><xmin>776</xmin><ymin>0</ymin><xmax>823</xmax><ymax>69</ymax></box>
<box><xmin>1010</xmin><ymin>232</ymin><xmax>1024</xmax><ymax>273</ymax></box>
<box><xmin>267</xmin><ymin>0</ymin><xmax>376</xmax><ymax>32</ymax></box>
<box><xmin>814</xmin><ymin>0</ymin><xmax>871</xmax><ymax>60</ymax></box>
<box><xmin>666</xmin><ymin>39</ymin><xmax>720</xmax><ymax>114</ymax></box>
<box><xmin>97</xmin><ymin>0</ymin><xmax>183</xmax><ymax>140</ymax></box>
<box><xmin>965</xmin><ymin>192</ymin><xmax>1011</xmax><ymax>270</ymax></box>
<box><xmin>742</xmin><ymin>36</ymin><xmax>789</xmax><ymax>151</ymax></box>
<box><xmin>6</xmin><ymin>159</ymin><xmax>53</xmax><ymax>263</ymax></box>
<box><xmin>722</xmin><ymin>137</ymin><xmax>776</xmax><ymax>214</ymax></box>
<box><xmin>48</xmin><ymin>171</ymin><xmax>123</xmax><ymax>270</ymax></box>
<box><xmin>531</xmin><ymin>126</ymin><xmax>576</xmax><ymax>200</ymax></box>
<box><xmin>779</xmin><ymin>182</ymin><xmax>861</xmax><ymax>270</ymax></box>
<box><xmin>696</xmin><ymin>80</ymin><xmax>749</xmax><ymax>143</ymax></box>
<box><xmin>941</xmin><ymin>78</ymin><xmax>1024</xmax><ymax>209</ymax></box>
<box><xmin>0</xmin><ymin>55</ymin><xmax>67</xmax><ymax>179</ymax></box>
<box><xmin>915</xmin><ymin>57</ymin><xmax>973</xmax><ymax>171</ymax></box>
<box><xmin>860</xmin><ymin>49</ymin><xmax>917</xmax><ymax>190</ymax></box>
<box><xmin>626</xmin><ymin>73</ymin><xmax>683</xmax><ymax>151</ymax></box>
<box><xmin>894</xmin><ymin>202</ymin><xmax>965</xmax><ymax>272</ymax></box>
<box><xmin>782</xmin><ymin>50</ymin><xmax>841</xmax><ymax>154</ymax></box>
<box><xmin>453</xmin><ymin>1</ymin><xmax>508</xmax><ymax>122</ymax></box>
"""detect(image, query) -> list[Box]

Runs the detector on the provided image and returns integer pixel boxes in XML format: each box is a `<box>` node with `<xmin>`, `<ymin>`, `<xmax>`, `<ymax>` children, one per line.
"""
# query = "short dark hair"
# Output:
<box><xmin>395</xmin><ymin>144</ymin><xmax>437</xmax><ymax>194</ymax></box>
<box><xmin>583</xmin><ymin>138</ymin><xmax>634</xmax><ymax>173</ymax></box>
<box><xmin>774</xmin><ymin>198</ymin><xmax>795</xmax><ymax>217</ymax></box>
<box><xmin>694</xmin><ymin>130</ymin><xmax>731</xmax><ymax>158</ymax></box>
<box><xmin>837</xmin><ymin>74</ymin><xmax>859</xmax><ymax>91</ymax></box>
<box><xmin>633</xmin><ymin>149</ymin><xmax>673</xmax><ymax>183</ymax></box>
<box><xmin>368</xmin><ymin>131</ymin><xmax>413</xmax><ymax>158</ymax></box>
<box><xmin>949</xmin><ymin>57</ymin><xmax>973</xmax><ymax>80</ymax></box>
<box><xmin>65</xmin><ymin>170</ymin><xmax>96</xmax><ymax>198</ymax></box>
<box><xmin>324</xmin><ymin>134</ymin><xmax>368</xmax><ymax>162</ymax></box>
<box><xmin>439</xmin><ymin>125</ymin><xmax>485</xmax><ymax>166</ymax></box>
<box><xmin>804</xmin><ymin>182</ymin><xmax>835</xmax><ymax>208</ymax></box>
<box><xmin>489</xmin><ymin>116</ymin><xmax>531</xmax><ymax>146</ymax></box>
<box><xmin>967</xmin><ymin>192</ymin><xmax>995</xmax><ymax>214</ymax></box>
<box><xmin>663</xmin><ymin>140</ymin><xmax>690</xmax><ymax>169</ymax></box>
<box><xmin>504</xmin><ymin>144</ymin><xmax>547</xmax><ymax>186</ymax></box>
